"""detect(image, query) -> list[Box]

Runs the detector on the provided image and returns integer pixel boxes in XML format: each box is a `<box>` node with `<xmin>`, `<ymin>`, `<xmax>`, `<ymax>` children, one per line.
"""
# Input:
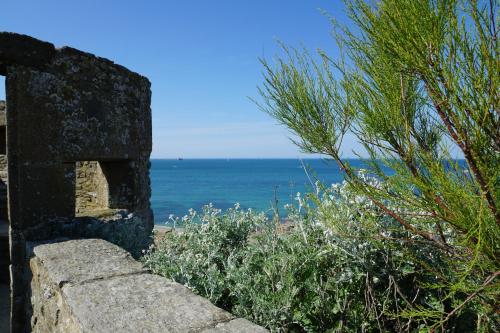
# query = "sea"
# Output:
<box><xmin>150</xmin><ymin>158</ymin><xmax>369</xmax><ymax>225</ymax></box>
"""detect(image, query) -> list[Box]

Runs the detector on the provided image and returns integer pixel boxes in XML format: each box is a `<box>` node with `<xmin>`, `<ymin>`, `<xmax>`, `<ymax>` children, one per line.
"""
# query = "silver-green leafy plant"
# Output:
<box><xmin>144</xmin><ymin>183</ymin><xmax>494</xmax><ymax>332</ymax></box>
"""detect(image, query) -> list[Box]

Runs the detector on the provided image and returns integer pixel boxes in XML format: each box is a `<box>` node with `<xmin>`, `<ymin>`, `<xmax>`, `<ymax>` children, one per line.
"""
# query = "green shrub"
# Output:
<box><xmin>255</xmin><ymin>0</ymin><xmax>500</xmax><ymax>330</ymax></box>
<box><xmin>144</xmin><ymin>179</ymin><xmax>495</xmax><ymax>332</ymax></box>
<box><xmin>144</xmin><ymin>204</ymin><xmax>264</xmax><ymax>307</ymax></box>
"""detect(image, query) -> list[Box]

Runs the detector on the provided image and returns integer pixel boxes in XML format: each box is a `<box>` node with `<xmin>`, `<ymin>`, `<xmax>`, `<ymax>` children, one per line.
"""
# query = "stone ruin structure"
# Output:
<box><xmin>1</xmin><ymin>32</ymin><xmax>153</xmax><ymax>331</ymax></box>
<box><xmin>0</xmin><ymin>32</ymin><xmax>267</xmax><ymax>333</ymax></box>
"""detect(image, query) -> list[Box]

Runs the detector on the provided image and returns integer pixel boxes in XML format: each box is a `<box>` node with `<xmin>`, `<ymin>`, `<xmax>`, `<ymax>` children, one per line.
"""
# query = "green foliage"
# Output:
<box><xmin>144</xmin><ymin>180</ymin><xmax>496</xmax><ymax>332</ymax></box>
<box><xmin>144</xmin><ymin>204</ymin><xmax>263</xmax><ymax>307</ymax></box>
<box><xmin>256</xmin><ymin>0</ymin><xmax>499</xmax><ymax>330</ymax></box>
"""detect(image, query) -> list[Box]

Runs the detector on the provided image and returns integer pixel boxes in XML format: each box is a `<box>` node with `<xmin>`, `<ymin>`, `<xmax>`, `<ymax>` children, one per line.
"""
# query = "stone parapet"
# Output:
<box><xmin>28</xmin><ymin>239</ymin><xmax>268</xmax><ymax>333</ymax></box>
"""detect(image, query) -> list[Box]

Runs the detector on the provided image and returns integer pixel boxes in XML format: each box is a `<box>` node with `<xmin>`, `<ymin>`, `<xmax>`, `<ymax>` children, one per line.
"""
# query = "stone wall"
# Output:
<box><xmin>1</xmin><ymin>33</ymin><xmax>153</xmax><ymax>248</ymax></box>
<box><xmin>27</xmin><ymin>239</ymin><xmax>267</xmax><ymax>333</ymax></box>
<box><xmin>0</xmin><ymin>32</ymin><xmax>154</xmax><ymax>332</ymax></box>
<box><xmin>75</xmin><ymin>161</ymin><xmax>109</xmax><ymax>215</ymax></box>
<box><xmin>0</xmin><ymin>100</ymin><xmax>7</xmax><ymax>285</ymax></box>
<box><xmin>0</xmin><ymin>100</ymin><xmax>6</xmax><ymax>221</ymax></box>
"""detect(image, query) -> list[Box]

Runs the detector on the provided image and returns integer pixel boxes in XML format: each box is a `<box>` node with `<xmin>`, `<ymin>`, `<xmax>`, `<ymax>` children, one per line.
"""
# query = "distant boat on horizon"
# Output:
<box><xmin>178</xmin><ymin>157</ymin><xmax>183</xmax><ymax>160</ymax></box>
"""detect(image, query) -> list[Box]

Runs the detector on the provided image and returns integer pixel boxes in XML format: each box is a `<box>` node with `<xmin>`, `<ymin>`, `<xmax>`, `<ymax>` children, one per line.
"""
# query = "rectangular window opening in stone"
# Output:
<box><xmin>75</xmin><ymin>160</ymin><xmax>136</xmax><ymax>217</ymax></box>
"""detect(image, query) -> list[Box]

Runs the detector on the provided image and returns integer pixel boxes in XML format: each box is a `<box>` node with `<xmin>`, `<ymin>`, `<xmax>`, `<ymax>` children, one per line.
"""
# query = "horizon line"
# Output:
<box><xmin>149</xmin><ymin>157</ymin><xmax>466</xmax><ymax>160</ymax></box>
<box><xmin>150</xmin><ymin>157</ymin><xmax>365</xmax><ymax>160</ymax></box>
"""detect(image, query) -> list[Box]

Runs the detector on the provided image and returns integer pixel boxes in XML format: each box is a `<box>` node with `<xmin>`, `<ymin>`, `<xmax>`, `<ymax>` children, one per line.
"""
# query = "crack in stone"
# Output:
<box><xmin>59</xmin><ymin>269</ymin><xmax>149</xmax><ymax>289</ymax></box>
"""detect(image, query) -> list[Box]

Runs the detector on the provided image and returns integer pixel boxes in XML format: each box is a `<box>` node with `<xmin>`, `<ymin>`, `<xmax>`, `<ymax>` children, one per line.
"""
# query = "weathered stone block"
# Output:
<box><xmin>11</xmin><ymin>163</ymin><xmax>76</xmax><ymax>230</ymax></box>
<box><xmin>30</xmin><ymin>239</ymin><xmax>146</xmax><ymax>285</ymax></box>
<box><xmin>28</xmin><ymin>239</ymin><xmax>268</xmax><ymax>333</ymax></box>
<box><xmin>29</xmin><ymin>256</ymin><xmax>82</xmax><ymax>333</ymax></box>
<box><xmin>0</xmin><ymin>32</ymin><xmax>55</xmax><ymax>75</ymax></box>
<box><xmin>63</xmin><ymin>274</ymin><xmax>234</xmax><ymax>333</ymax></box>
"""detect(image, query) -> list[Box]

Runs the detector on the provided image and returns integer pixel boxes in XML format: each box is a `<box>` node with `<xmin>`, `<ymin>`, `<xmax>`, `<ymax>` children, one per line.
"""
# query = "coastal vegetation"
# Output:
<box><xmin>146</xmin><ymin>178</ymin><xmax>496</xmax><ymax>332</ymax></box>
<box><xmin>145</xmin><ymin>0</ymin><xmax>499</xmax><ymax>332</ymax></box>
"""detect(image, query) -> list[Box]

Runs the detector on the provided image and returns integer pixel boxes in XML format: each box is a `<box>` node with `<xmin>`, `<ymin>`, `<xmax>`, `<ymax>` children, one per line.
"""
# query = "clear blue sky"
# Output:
<box><xmin>0</xmin><ymin>0</ymin><xmax>359</xmax><ymax>158</ymax></box>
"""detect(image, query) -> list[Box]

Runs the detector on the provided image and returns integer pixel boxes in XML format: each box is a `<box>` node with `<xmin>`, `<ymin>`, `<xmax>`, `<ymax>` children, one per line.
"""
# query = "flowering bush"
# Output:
<box><xmin>143</xmin><ymin>179</ymin><xmax>496</xmax><ymax>332</ymax></box>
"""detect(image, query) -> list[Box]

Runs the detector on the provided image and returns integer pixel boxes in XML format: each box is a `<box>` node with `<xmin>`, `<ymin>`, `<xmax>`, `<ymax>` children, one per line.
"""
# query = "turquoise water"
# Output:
<box><xmin>150</xmin><ymin>158</ymin><xmax>362</xmax><ymax>224</ymax></box>
<box><xmin>149</xmin><ymin>158</ymin><xmax>467</xmax><ymax>224</ymax></box>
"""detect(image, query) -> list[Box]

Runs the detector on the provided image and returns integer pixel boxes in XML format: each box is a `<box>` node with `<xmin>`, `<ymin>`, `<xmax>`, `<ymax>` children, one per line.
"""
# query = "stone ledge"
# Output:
<box><xmin>31</xmin><ymin>238</ymin><xmax>147</xmax><ymax>286</ymax></box>
<box><xmin>29</xmin><ymin>239</ymin><xmax>268</xmax><ymax>333</ymax></box>
<box><xmin>62</xmin><ymin>273</ymin><xmax>233</xmax><ymax>333</ymax></box>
